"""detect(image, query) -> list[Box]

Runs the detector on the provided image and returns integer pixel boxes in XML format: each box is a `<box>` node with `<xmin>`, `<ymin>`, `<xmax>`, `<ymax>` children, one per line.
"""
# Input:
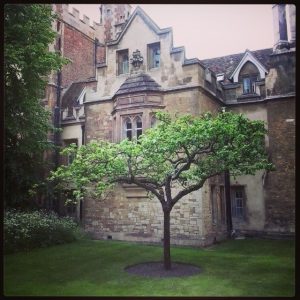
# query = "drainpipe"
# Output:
<box><xmin>94</xmin><ymin>38</ymin><xmax>98</xmax><ymax>79</ymax></box>
<box><xmin>54</xmin><ymin>70</ymin><xmax>62</xmax><ymax>169</ymax></box>
<box><xmin>51</xmin><ymin>70</ymin><xmax>62</xmax><ymax>213</ymax></box>
<box><xmin>224</xmin><ymin>170</ymin><xmax>232</xmax><ymax>236</ymax></box>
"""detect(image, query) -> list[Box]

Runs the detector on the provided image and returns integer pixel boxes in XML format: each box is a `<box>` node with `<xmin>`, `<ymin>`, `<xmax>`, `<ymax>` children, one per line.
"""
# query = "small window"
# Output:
<box><xmin>117</xmin><ymin>49</ymin><xmax>129</xmax><ymax>75</ymax></box>
<box><xmin>148</xmin><ymin>42</ymin><xmax>160</xmax><ymax>69</ymax></box>
<box><xmin>231</xmin><ymin>186</ymin><xmax>245</xmax><ymax>220</ymax></box>
<box><xmin>211</xmin><ymin>185</ymin><xmax>218</xmax><ymax>224</ymax></box>
<box><xmin>63</xmin><ymin>139</ymin><xmax>78</xmax><ymax>165</ymax></box>
<box><xmin>123</xmin><ymin>115</ymin><xmax>142</xmax><ymax>140</ymax></box>
<box><xmin>242</xmin><ymin>76</ymin><xmax>257</xmax><ymax>94</ymax></box>
<box><xmin>124</xmin><ymin>117</ymin><xmax>132</xmax><ymax>140</ymax></box>
<box><xmin>67</xmin><ymin>106</ymin><xmax>73</xmax><ymax>117</ymax></box>
<box><xmin>57</xmin><ymin>21</ymin><xmax>61</xmax><ymax>32</ymax></box>
<box><xmin>135</xmin><ymin>116</ymin><xmax>143</xmax><ymax>139</ymax></box>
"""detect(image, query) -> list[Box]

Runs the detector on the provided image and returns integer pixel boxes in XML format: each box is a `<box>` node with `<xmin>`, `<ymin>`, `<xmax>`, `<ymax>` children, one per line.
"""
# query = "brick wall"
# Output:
<box><xmin>265</xmin><ymin>97</ymin><xmax>295</xmax><ymax>232</ymax></box>
<box><xmin>62</xmin><ymin>24</ymin><xmax>95</xmax><ymax>87</ymax></box>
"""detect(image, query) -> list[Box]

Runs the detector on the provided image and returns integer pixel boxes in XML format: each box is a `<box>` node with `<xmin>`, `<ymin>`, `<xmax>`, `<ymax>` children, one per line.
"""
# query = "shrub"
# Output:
<box><xmin>4</xmin><ymin>209</ymin><xmax>84</xmax><ymax>253</ymax></box>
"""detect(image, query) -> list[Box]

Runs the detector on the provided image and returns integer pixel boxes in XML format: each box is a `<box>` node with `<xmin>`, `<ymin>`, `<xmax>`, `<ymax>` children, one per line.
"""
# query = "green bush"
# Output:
<box><xmin>4</xmin><ymin>209</ymin><xmax>83</xmax><ymax>253</ymax></box>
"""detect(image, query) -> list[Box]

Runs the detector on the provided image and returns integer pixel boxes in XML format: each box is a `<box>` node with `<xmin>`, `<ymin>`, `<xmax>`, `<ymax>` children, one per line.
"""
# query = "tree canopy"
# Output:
<box><xmin>50</xmin><ymin>111</ymin><xmax>273</xmax><ymax>269</ymax></box>
<box><xmin>4</xmin><ymin>4</ymin><xmax>67</xmax><ymax>207</ymax></box>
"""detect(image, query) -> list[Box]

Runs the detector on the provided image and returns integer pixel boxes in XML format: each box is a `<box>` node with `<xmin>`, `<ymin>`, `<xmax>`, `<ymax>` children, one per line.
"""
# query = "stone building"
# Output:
<box><xmin>45</xmin><ymin>4</ymin><xmax>295</xmax><ymax>246</ymax></box>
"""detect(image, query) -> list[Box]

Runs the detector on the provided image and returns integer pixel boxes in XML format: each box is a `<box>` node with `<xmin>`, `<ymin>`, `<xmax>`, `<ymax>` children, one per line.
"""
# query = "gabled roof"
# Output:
<box><xmin>61</xmin><ymin>82</ymin><xmax>85</xmax><ymax>108</ymax></box>
<box><xmin>107</xmin><ymin>6</ymin><xmax>172</xmax><ymax>46</ymax></box>
<box><xmin>115</xmin><ymin>73</ymin><xmax>161</xmax><ymax>96</ymax></box>
<box><xmin>201</xmin><ymin>48</ymin><xmax>273</xmax><ymax>79</ymax></box>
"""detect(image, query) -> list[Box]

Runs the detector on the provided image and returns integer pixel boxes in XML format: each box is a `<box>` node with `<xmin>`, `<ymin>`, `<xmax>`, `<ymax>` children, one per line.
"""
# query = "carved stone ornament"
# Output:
<box><xmin>130</xmin><ymin>49</ymin><xmax>144</xmax><ymax>68</ymax></box>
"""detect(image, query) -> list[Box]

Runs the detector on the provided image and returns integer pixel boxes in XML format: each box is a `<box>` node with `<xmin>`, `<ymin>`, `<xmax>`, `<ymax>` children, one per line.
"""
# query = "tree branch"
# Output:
<box><xmin>116</xmin><ymin>176</ymin><xmax>164</xmax><ymax>203</ymax></box>
<box><xmin>171</xmin><ymin>171</ymin><xmax>221</xmax><ymax>207</ymax></box>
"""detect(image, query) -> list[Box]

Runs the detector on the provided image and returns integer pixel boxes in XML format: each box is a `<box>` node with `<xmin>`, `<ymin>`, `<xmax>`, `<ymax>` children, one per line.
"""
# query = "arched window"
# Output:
<box><xmin>124</xmin><ymin>117</ymin><xmax>132</xmax><ymax>140</ymax></box>
<box><xmin>135</xmin><ymin>116</ymin><xmax>143</xmax><ymax>139</ymax></box>
<box><xmin>122</xmin><ymin>115</ymin><xmax>143</xmax><ymax>140</ymax></box>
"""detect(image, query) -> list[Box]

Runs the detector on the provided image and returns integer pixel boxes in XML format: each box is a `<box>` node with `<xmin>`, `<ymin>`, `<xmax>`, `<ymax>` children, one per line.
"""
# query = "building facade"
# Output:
<box><xmin>44</xmin><ymin>4</ymin><xmax>295</xmax><ymax>246</ymax></box>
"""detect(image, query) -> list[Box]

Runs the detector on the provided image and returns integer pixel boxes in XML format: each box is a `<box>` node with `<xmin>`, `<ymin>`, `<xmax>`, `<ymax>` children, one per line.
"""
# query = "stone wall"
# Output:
<box><xmin>83</xmin><ymin>184</ymin><xmax>206</xmax><ymax>246</ymax></box>
<box><xmin>85</xmin><ymin>101</ymin><xmax>114</xmax><ymax>143</ymax></box>
<box><xmin>264</xmin><ymin>97</ymin><xmax>295</xmax><ymax>233</ymax></box>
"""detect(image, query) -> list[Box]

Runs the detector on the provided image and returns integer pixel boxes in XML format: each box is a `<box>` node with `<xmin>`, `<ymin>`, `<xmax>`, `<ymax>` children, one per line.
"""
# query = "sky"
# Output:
<box><xmin>69</xmin><ymin>4</ymin><xmax>275</xmax><ymax>59</ymax></box>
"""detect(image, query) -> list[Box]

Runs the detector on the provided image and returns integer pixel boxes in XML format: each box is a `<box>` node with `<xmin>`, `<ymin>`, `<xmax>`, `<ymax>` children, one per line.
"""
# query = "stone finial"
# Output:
<box><xmin>130</xmin><ymin>49</ymin><xmax>144</xmax><ymax>69</ymax></box>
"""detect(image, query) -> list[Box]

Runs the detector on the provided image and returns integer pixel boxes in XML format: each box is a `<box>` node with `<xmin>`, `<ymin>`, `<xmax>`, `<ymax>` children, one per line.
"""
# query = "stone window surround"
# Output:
<box><xmin>112</xmin><ymin>92</ymin><xmax>164</xmax><ymax>142</ymax></box>
<box><xmin>240</xmin><ymin>74</ymin><xmax>259</xmax><ymax>95</ymax></box>
<box><xmin>147</xmin><ymin>42</ymin><xmax>160</xmax><ymax>70</ymax></box>
<box><xmin>112</xmin><ymin>107</ymin><xmax>162</xmax><ymax>143</ymax></box>
<box><xmin>123</xmin><ymin>114</ymin><xmax>143</xmax><ymax>140</ymax></box>
<box><xmin>117</xmin><ymin>48</ymin><xmax>129</xmax><ymax>75</ymax></box>
<box><xmin>231</xmin><ymin>185</ymin><xmax>247</xmax><ymax>221</ymax></box>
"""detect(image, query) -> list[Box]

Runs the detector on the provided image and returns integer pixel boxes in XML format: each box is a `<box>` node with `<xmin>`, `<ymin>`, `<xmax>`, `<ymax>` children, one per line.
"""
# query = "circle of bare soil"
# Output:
<box><xmin>125</xmin><ymin>261</ymin><xmax>202</xmax><ymax>278</ymax></box>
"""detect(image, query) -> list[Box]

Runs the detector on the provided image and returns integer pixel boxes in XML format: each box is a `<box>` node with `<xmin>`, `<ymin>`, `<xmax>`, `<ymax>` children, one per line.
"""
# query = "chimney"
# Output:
<box><xmin>288</xmin><ymin>4</ymin><xmax>296</xmax><ymax>48</ymax></box>
<box><xmin>272</xmin><ymin>4</ymin><xmax>290</xmax><ymax>52</ymax></box>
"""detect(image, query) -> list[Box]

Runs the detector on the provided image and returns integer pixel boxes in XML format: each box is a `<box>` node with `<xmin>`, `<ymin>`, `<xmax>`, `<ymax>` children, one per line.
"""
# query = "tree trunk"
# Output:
<box><xmin>163</xmin><ymin>210</ymin><xmax>171</xmax><ymax>270</ymax></box>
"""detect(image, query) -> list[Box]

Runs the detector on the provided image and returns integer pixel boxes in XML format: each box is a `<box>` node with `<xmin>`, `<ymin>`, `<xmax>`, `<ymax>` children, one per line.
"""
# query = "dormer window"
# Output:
<box><xmin>148</xmin><ymin>42</ymin><xmax>160</xmax><ymax>69</ymax></box>
<box><xmin>242</xmin><ymin>75</ymin><xmax>257</xmax><ymax>94</ymax></box>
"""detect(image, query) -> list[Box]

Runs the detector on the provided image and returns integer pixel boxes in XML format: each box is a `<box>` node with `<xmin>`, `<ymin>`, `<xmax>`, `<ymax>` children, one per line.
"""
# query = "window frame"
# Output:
<box><xmin>122</xmin><ymin>114</ymin><xmax>143</xmax><ymax>141</ymax></box>
<box><xmin>231</xmin><ymin>186</ymin><xmax>246</xmax><ymax>220</ymax></box>
<box><xmin>117</xmin><ymin>49</ymin><xmax>129</xmax><ymax>75</ymax></box>
<box><xmin>147</xmin><ymin>42</ymin><xmax>160</xmax><ymax>69</ymax></box>
<box><xmin>241</xmin><ymin>74</ymin><xmax>258</xmax><ymax>94</ymax></box>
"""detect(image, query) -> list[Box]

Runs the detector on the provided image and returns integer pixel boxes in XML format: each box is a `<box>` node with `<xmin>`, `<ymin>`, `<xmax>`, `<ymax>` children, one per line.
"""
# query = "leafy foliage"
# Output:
<box><xmin>4</xmin><ymin>4</ymin><xmax>68</xmax><ymax>207</ymax></box>
<box><xmin>51</xmin><ymin>111</ymin><xmax>273</xmax><ymax>209</ymax></box>
<box><xmin>50</xmin><ymin>111</ymin><xmax>273</xmax><ymax>270</ymax></box>
<box><xmin>4</xmin><ymin>209</ymin><xmax>82</xmax><ymax>253</ymax></box>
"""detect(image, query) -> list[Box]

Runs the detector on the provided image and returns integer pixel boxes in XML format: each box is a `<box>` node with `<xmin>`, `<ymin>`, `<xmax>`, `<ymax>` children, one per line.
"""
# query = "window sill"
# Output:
<box><xmin>237</xmin><ymin>93</ymin><xmax>261</xmax><ymax>101</ymax></box>
<box><xmin>148</xmin><ymin>67</ymin><xmax>160</xmax><ymax>71</ymax></box>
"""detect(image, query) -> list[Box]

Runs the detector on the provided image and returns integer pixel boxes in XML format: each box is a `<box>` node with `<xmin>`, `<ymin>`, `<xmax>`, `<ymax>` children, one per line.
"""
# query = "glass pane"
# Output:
<box><xmin>127</xmin><ymin>131</ymin><xmax>132</xmax><ymax>140</ymax></box>
<box><xmin>137</xmin><ymin>129</ymin><xmax>142</xmax><ymax>139</ymax></box>
<box><xmin>236</xmin><ymin>198</ymin><xmax>243</xmax><ymax>208</ymax></box>
<box><xmin>126</xmin><ymin>121</ymin><xmax>132</xmax><ymax>129</ymax></box>
<box><xmin>243</xmin><ymin>78</ymin><xmax>251</xmax><ymax>94</ymax></box>
<box><xmin>236</xmin><ymin>190</ymin><xmax>243</xmax><ymax>198</ymax></box>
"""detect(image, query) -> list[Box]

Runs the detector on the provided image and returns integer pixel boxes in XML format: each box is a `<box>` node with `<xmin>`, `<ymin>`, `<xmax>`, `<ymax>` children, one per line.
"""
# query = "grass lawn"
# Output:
<box><xmin>4</xmin><ymin>238</ymin><xmax>295</xmax><ymax>297</ymax></box>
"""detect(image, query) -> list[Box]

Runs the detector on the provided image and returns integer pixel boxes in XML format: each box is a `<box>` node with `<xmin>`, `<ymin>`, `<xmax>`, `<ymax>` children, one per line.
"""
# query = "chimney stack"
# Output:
<box><xmin>272</xmin><ymin>4</ymin><xmax>290</xmax><ymax>52</ymax></box>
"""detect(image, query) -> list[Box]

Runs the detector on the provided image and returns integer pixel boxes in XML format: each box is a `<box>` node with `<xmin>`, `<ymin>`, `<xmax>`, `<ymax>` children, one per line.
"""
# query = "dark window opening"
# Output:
<box><xmin>67</xmin><ymin>106</ymin><xmax>73</xmax><ymax>117</ymax></box>
<box><xmin>63</xmin><ymin>139</ymin><xmax>78</xmax><ymax>165</ymax></box>
<box><xmin>125</xmin><ymin>118</ymin><xmax>132</xmax><ymax>140</ymax></box>
<box><xmin>123</xmin><ymin>115</ymin><xmax>143</xmax><ymax>140</ymax></box>
<box><xmin>211</xmin><ymin>185</ymin><xmax>218</xmax><ymax>224</ymax></box>
<box><xmin>136</xmin><ymin>117</ymin><xmax>143</xmax><ymax>139</ymax></box>
<box><xmin>242</xmin><ymin>75</ymin><xmax>257</xmax><ymax>94</ymax></box>
<box><xmin>148</xmin><ymin>42</ymin><xmax>160</xmax><ymax>69</ymax></box>
<box><xmin>231</xmin><ymin>186</ymin><xmax>246</xmax><ymax>220</ymax></box>
<box><xmin>117</xmin><ymin>49</ymin><xmax>129</xmax><ymax>75</ymax></box>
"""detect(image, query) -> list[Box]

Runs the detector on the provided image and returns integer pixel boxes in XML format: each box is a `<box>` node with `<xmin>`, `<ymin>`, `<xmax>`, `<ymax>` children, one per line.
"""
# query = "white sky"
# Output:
<box><xmin>69</xmin><ymin>4</ymin><xmax>274</xmax><ymax>59</ymax></box>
